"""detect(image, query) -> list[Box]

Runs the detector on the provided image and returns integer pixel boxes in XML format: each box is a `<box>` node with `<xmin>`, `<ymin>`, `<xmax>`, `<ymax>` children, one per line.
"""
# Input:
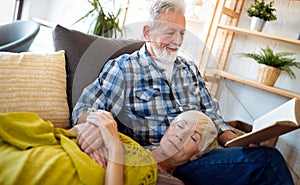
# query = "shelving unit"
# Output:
<box><xmin>200</xmin><ymin>0</ymin><xmax>300</xmax><ymax>100</ymax></box>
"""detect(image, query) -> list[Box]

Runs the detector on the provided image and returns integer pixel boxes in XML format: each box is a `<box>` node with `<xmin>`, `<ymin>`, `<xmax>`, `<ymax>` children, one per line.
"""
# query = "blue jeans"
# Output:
<box><xmin>173</xmin><ymin>147</ymin><xmax>293</xmax><ymax>185</ymax></box>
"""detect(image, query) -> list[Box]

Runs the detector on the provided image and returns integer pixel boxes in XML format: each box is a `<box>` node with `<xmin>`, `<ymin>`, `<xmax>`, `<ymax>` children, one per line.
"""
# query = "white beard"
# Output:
<box><xmin>152</xmin><ymin>45</ymin><xmax>178</xmax><ymax>64</ymax></box>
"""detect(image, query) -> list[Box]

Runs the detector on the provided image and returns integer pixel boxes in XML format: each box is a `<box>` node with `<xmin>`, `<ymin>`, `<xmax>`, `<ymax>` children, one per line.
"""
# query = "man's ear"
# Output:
<box><xmin>143</xmin><ymin>25</ymin><xmax>151</xmax><ymax>41</ymax></box>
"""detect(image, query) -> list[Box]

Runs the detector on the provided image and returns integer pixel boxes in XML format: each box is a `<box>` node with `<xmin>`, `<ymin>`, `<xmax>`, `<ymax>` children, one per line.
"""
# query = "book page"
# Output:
<box><xmin>253</xmin><ymin>98</ymin><xmax>299</xmax><ymax>131</ymax></box>
<box><xmin>225</xmin><ymin>98</ymin><xmax>300</xmax><ymax>147</ymax></box>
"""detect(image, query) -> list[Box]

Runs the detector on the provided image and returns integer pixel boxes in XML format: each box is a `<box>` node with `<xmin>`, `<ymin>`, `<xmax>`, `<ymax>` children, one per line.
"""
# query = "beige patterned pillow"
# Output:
<box><xmin>0</xmin><ymin>51</ymin><xmax>70</xmax><ymax>128</ymax></box>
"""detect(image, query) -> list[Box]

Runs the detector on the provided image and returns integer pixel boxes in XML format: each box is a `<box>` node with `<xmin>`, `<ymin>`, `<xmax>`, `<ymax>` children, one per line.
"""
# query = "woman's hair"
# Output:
<box><xmin>147</xmin><ymin>0</ymin><xmax>186</xmax><ymax>21</ymax></box>
<box><xmin>172</xmin><ymin>110</ymin><xmax>219</xmax><ymax>159</ymax></box>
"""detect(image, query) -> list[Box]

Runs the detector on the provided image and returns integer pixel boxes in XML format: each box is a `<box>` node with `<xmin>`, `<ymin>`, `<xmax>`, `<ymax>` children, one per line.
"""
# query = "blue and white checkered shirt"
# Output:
<box><xmin>72</xmin><ymin>44</ymin><xmax>232</xmax><ymax>146</ymax></box>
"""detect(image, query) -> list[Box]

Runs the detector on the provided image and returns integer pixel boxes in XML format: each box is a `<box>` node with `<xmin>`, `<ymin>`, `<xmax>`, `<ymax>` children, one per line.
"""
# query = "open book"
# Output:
<box><xmin>225</xmin><ymin>98</ymin><xmax>300</xmax><ymax>147</ymax></box>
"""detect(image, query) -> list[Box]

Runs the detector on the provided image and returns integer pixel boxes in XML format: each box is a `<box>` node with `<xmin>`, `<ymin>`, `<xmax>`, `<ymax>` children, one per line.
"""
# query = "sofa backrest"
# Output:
<box><xmin>52</xmin><ymin>25</ymin><xmax>144</xmax><ymax>122</ymax></box>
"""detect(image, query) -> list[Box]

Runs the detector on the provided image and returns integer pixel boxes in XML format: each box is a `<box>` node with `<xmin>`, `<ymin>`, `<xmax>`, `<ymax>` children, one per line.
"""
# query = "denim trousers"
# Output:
<box><xmin>173</xmin><ymin>147</ymin><xmax>294</xmax><ymax>185</ymax></box>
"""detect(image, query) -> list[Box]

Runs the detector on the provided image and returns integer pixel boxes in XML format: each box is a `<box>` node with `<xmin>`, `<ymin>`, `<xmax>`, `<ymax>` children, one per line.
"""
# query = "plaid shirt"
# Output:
<box><xmin>72</xmin><ymin>44</ymin><xmax>231</xmax><ymax>146</ymax></box>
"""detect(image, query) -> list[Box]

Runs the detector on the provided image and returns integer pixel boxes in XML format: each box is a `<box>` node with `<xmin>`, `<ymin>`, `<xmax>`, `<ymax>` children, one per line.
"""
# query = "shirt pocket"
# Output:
<box><xmin>135</xmin><ymin>88</ymin><xmax>161</xmax><ymax>101</ymax></box>
<box><xmin>132</xmin><ymin>88</ymin><xmax>166</xmax><ymax>117</ymax></box>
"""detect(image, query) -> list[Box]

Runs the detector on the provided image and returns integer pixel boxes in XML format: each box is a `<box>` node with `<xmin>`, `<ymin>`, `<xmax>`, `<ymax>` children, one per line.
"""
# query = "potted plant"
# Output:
<box><xmin>245</xmin><ymin>0</ymin><xmax>277</xmax><ymax>31</ymax></box>
<box><xmin>74</xmin><ymin>0</ymin><xmax>122</xmax><ymax>38</ymax></box>
<box><xmin>238</xmin><ymin>46</ymin><xmax>300</xmax><ymax>86</ymax></box>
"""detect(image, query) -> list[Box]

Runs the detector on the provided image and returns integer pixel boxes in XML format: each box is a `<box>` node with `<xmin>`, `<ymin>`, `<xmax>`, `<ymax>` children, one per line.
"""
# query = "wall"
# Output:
<box><xmin>21</xmin><ymin>0</ymin><xmax>87</xmax><ymax>30</ymax></box>
<box><xmin>0</xmin><ymin>0</ymin><xmax>16</xmax><ymax>24</ymax></box>
<box><xmin>21</xmin><ymin>0</ymin><xmax>133</xmax><ymax>32</ymax></box>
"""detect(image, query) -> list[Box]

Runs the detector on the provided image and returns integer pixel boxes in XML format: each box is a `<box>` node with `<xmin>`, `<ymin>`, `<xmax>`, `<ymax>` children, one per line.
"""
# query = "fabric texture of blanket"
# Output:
<box><xmin>0</xmin><ymin>112</ymin><xmax>157</xmax><ymax>185</ymax></box>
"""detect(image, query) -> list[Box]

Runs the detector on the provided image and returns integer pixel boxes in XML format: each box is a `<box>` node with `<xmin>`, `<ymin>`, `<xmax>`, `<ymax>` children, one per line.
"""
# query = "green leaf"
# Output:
<box><xmin>73</xmin><ymin>0</ymin><xmax>122</xmax><ymax>38</ymax></box>
<box><xmin>237</xmin><ymin>46</ymin><xmax>300</xmax><ymax>79</ymax></box>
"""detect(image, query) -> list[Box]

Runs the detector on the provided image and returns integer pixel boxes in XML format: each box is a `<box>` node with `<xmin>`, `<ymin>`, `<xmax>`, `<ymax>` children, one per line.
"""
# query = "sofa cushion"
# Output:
<box><xmin>0</xmin><ymin>50</ymin><xmax>69</xmax><ymax>128</ymax></box>
<box><xmin>52</xmin><ymin>25</ymin><xmax>144</xmax><ymax>117</ymax></box>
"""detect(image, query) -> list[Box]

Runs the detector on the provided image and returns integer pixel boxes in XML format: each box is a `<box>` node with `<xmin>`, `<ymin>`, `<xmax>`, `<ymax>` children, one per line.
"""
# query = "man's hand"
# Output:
<box><xmin>219</xmin><ymin>130</ymin><xmax>261</xmax><ymax>147</ymax></box>
<box><xmin>218</xmin><ymin>130</ymin><xmax>238</xmax><ymax>146</ymax></box>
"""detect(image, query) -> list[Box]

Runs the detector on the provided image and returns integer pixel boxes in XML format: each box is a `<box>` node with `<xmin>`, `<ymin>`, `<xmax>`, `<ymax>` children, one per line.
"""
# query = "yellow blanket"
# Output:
<box><xmin>0</xmin><ymin>112</ymin><xmax>157</xmax><ymax>185</ymax></box>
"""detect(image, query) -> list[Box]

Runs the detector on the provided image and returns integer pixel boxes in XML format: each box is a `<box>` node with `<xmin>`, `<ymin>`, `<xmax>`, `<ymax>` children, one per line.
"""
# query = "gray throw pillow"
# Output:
<box><xmin>52</xmin><ymin>25</ymin><xmax>144</xmax><ymax>116</ymax></box>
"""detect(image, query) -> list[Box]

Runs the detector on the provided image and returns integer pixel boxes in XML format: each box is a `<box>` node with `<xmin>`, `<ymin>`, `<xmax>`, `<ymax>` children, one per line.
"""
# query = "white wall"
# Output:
<box><xmin>21</xmin><ymin>0</ymin><xmax>87</xmax><ymax>30</ymax></box>
<box><xmin>0</xmin><ymin>0</ymin><xmax>16</xmax><ymax>25</ymax></box>
<box><xmin>21</xmin><ymin>0</ymin><xmax>128</xmax><ymax>32</ymax></box>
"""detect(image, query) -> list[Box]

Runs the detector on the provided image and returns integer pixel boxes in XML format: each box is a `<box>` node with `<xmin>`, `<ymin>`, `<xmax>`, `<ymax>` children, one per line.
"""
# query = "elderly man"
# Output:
<box><xmin>72</xmin><ymin>0</ymin><xmax>293</xmax><ymax>184</ymax></box>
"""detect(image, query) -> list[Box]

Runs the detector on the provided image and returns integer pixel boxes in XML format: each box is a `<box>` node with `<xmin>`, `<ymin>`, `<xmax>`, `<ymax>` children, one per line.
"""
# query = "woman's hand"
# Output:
<box><xmin>86</xmin><ymin>110</ymin><xmax>123</xmax><ymax>162</ymax></box>
<box><xmin>76</xmin><ymin>122</ymin><xmax>107</xmax><ymax>155</ymax></box>
<box><xmin>86</xmin><ymin>110</ymin><xmax>124</xmax><ymax>185</ymax></box>
<box><xmin>74</xmin><ymin>110</ymin><xmax>122</xmax><ymax>166</ymax></box>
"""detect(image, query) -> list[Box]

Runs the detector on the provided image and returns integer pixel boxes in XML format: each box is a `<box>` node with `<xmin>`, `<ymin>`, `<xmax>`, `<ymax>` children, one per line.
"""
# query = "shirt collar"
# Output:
<box><xmin>138</xmin><ymin>44</ymin><xmax>154</xmax><ymax>67</ymax></box>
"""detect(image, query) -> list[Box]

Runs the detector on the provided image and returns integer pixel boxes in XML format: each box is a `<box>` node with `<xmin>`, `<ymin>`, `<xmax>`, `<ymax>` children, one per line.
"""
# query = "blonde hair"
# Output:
<box><xmin>172</xmin><ymin>110</ymin><xmax>219</xmax><ymax>159</ymax></box>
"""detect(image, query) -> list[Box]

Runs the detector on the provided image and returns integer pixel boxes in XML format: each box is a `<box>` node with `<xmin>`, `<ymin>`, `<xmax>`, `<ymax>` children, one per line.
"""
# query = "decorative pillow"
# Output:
<box><xmin>52</xmin><ymin>25</ymin><xmax>144</xmax><ymax>116</ymax></box>
<box><xmin>0</xmin><ymin>50</ymin><xmax>70</xmax><ymax>128</ymax></box>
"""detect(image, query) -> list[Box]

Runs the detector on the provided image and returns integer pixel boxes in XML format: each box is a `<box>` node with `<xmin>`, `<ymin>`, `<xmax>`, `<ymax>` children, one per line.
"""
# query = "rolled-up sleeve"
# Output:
<box><xmin>72</xmin><ymin>59</ymin><xmax>125</xmax><ymax>125</ymax></box>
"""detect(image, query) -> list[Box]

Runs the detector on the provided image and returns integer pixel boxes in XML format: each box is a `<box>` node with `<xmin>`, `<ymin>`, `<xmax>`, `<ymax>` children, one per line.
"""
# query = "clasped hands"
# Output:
<box><xmin>71</xmin><ymin>110</ymin><xmax>122</xmax><ymax>168</ymax></box>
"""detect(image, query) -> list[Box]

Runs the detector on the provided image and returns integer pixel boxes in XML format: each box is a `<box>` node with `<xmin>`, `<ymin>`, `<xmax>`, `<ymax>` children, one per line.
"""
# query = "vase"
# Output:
<box><xmin>250</xmin><ymin>17</ymin><xmax>266</xmax><ymax>32</ymax></box>
<box><xmin>257</xmin><ymin>64</ymin><xmax>281</xmax><ymax>86</ymax></box>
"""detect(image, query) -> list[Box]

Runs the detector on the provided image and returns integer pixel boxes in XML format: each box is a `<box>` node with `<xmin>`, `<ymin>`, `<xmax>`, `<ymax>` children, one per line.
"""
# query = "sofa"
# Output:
<box><xmin>0</xmin><ymin>24</ymin><xmax>298</xmax><ymax>184</ymax></box>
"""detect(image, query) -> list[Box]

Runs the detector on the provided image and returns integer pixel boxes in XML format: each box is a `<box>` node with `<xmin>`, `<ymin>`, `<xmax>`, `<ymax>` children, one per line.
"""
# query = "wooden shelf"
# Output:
<box><xmin>207</xmin><ymin>69</ymin><xmax>300</xmax><ymax>99</ymax></box>
<box><xmin>218</xmin><ymin>24</ymin><xmax>300</xmax><ymax>45</ymax></box>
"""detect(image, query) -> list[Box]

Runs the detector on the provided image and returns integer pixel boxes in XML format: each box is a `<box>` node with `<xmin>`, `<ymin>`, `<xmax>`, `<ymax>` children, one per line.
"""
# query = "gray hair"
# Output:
<box><xmin>172</xmin><ymin>110</ymin><xmax>219</xmax><ymax>159</ymax></box>
<box><xmin>147</xmin><ymin>0</ymin><xmax>186</xmax><ymax>21</ymax></box>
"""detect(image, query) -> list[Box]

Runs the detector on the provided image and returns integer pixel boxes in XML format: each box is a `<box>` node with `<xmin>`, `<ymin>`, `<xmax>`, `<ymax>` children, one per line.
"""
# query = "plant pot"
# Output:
<box><xmin>257</xmin><ymin>64</ymin><xmax>281</xmax><ymax>86</ymax></box>
<box><xmin>250</xmin><ymin>17</ymin><xmax>266</xmax><ymax>32</ymax></box>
